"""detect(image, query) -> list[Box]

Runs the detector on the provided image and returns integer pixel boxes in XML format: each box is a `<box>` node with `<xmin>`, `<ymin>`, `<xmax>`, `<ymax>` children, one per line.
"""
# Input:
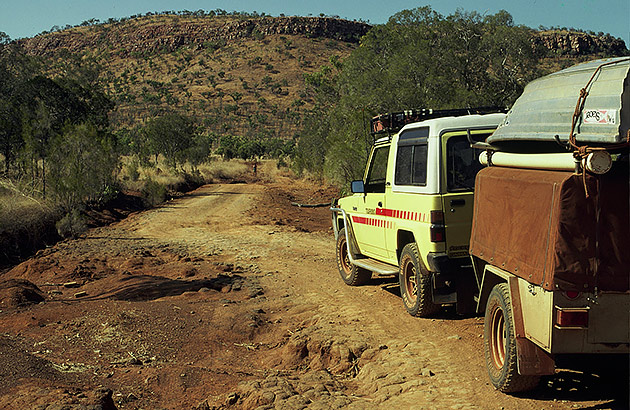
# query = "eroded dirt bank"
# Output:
<box><xmin>1</xmin><ymin>177</ymin><xmax>627</xmax><ymax>409</ymax></box>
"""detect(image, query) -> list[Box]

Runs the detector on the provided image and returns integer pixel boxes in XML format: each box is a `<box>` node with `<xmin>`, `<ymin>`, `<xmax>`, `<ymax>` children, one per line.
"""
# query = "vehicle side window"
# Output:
<box><xmin>395</xmin><ymin>127</ymin><xmax>429</xmax><ymax>187</ymax></box>
<box><xmin>446</xmin><ymin>134</ymin><xmax>488</xmax><ymax>191</ymax></box>
<box><xmin>365</xmin><ymin>146</ymin><xmax>390</xmax><ymax>193</ymax></box>
<box><xmin>395</xmin><ymin>145</ymin><xmax>428</xmax><ymax>186</ymax></box>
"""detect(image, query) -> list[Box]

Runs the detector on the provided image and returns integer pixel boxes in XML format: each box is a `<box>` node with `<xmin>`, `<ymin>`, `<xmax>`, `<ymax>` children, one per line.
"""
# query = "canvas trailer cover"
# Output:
<box><xmin>469</xmin><ymin>165</ymin><xmax>629</xmax><ymax>293</ymax></box>
<box><xmin>489</xmin><ymin>57</ymin><xmax>630</xmax><ymax>147</ymax></box>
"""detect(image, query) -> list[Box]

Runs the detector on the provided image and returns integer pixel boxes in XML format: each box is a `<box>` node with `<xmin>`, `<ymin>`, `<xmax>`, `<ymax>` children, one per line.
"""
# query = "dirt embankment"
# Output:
<box><xmin>0</xmin><ymin>175</ymin><xmax>627</xmax><ymax>409</ymax></box>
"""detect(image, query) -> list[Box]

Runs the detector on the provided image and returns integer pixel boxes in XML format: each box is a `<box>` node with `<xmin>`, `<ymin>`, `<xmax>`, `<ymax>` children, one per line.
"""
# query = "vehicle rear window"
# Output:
<box><xmin>446</xmin><ymin>135</ymin><xmax>487</xmax><ymax>191</ymax></box>
<box><xmin>395</xmin><ymin>144</ymin><xmax>428</xmax><ymax>186</ymax></box>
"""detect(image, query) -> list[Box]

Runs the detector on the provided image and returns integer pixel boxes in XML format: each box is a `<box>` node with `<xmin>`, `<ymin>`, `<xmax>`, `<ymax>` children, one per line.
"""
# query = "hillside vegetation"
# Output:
<box><xmin>18</xmin><ymin>14</ymin><xmax>369</xmax><ymax>140</ymax></box>
<box><xmin>15</xmin><ymin>12</ymin><xmax>626</xmax><ymax>142</ymax></box>
<box><xmin>0</xmin><ymin>8</ymin><xmax>627</xmax><ymax>265</ymax></box>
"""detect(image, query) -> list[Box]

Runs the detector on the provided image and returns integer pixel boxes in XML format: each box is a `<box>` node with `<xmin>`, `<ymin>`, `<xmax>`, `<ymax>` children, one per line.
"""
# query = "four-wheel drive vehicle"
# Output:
<box><xmin>331</xmin><ymin>109</ymin><xmax>506</xmax><ymax>317</ymax></box>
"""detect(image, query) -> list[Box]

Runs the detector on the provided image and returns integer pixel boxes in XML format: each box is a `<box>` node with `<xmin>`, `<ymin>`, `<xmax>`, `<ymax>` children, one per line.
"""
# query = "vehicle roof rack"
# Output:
<box><xmin>370</xmin><ymin>107</ymin><xmax>508</xmax><ymax>137</ymax></box>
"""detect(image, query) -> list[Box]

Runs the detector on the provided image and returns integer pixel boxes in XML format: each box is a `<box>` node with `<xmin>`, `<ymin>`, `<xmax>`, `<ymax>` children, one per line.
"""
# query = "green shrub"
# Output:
<box><xmin>128</xmin><ymin>160</ymin><xmax>141</xmax><ymax>181</ymax></box>
<box><xmin>56</xmin><ymin>209</ymin><xmax>87</xmax><ymax>238</ymax></box>
<box><xmin>141</xmin><ymin>178</ymin><xmax>166</xmax><ymax>206</ymax></box>
<box><xmin>47</xmin><ymin>123</ymin><xmax>119</xmax><ymax>211</ymax></box>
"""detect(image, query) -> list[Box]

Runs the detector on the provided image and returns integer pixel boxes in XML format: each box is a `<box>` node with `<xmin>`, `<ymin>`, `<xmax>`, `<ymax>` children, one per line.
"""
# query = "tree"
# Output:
<box><xmin>0</xmin><ymin>97</ymin><xmax>22</xmax><ymax>175</ymax></box>
<box><xmin>18</xmin><ymin>74</ymin><xmax>113</xmax><ymax>197</ymax></box>
<box><xmin>0</xmin><ymin>37</ymin><xmax>40</xmax><ymax>175</ymax></box>
<box><xmin>142</xmin><ymin>113</ymin><xmax>196</xmax><ymax>168</ymax></box>
<box><xmin>294</xmin><ymin>7</ymin><xmax>542</xmax><ymax>183</ymax></box>
<box><xmin>186</xmin><ymin>133</ymin><xmax>214</xmax><ymax>169</ymax></box>
<box><xmin>47</xmin><ymin>123</ymin><xmax>118</xmax><ymax>210</ymax></box>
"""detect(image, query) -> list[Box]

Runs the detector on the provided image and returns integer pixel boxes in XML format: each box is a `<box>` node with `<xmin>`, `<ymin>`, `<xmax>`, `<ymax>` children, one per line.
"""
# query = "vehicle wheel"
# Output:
<box><xmin>484</xmin><ymin>283</ymin><xmax>540</xmax><ymax>393</ymax></box>
<box><xmin>336</xmin><ymin>233</ymin><xmax>371</xmax><ymax>286</ymax></box>
<box><xmin>398</xmin><ymin>243</ymin><xmax>439</xmax><ymax>317</ymax></box>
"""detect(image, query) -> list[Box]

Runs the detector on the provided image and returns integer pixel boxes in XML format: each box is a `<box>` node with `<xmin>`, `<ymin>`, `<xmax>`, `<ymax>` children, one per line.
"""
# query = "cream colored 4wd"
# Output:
<box><xmin>332</xmin><ymin>111</ymin><xmax>505</xmax><ymax>317</ymax></box>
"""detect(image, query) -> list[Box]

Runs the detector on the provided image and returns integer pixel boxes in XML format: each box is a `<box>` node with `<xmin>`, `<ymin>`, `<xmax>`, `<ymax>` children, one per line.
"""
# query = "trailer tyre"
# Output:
<box><xmin>399</xmin><ymin>243</ymin><xmax>439</xmax><ymax>317</ymax></box>
<box><xmin>484</xmin><ymin>283</ymin><xmax>540</xmax><ymax>393</ymax></box>
<box><xmin>336</xmin><ymin>233</ymin><xmax>371</xmax><ymax>286</ymax></box>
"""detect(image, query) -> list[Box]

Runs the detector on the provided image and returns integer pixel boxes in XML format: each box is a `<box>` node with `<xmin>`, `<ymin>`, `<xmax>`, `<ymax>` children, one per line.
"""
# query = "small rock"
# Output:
<box><xmin>74</xmin><ymin>291</ymin><xmax>87</xmax><ymax>298</ymax></box>
<box><xmin>63</xmin><ymin>281</ymin><xmax>80</xmax><ymax>288</ymax></box>
<box><xmin>421</xmin><ymin>368</ymin><xmax>434</xmax><ymax>377</ymax></box>
<box><xmin>184</xmin><ymin>267</ymin><xmax>198</xmax><ymax>277</ymax></box>
<box><xmin>93</xmin><ymin>387</ymin><xmax>116</xmax><ymax>409</ymax></box>
<box><xmin>447</xmin><ymin>335</ymin><xmax>462</xmax><ymax>340</ymax></box>
<box><xmin>226</xmin><ymin>392</ymin><xmax>239</xmax><ymax>405</ymax></box>
<box><xmin>127</xmin><ymin>357</ymin><xmax>143</xmax><ymax>366</ymax></box>
<box><xmin>198</xmin><ymin>287</ymin><xmax>210</xmax><ymax>292</ymax></box>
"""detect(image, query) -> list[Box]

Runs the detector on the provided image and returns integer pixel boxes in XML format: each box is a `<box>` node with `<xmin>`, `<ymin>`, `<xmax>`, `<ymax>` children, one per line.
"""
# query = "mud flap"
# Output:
<box><xmin>456</xmin><ymin>271</ymin><xmax>477</xmax><ymax>315</ymax></box>
<box><xmin>509</xmin><ymin>277</ymin><xmax>556</xmax><ymax>375</ymax></box>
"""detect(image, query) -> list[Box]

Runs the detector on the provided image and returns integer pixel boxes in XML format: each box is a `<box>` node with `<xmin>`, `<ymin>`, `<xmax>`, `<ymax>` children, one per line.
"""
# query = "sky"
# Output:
<box><xmin>1</xmin><ymin>0</ymin><xmax>629</xmax><ymax>47</ymax></box>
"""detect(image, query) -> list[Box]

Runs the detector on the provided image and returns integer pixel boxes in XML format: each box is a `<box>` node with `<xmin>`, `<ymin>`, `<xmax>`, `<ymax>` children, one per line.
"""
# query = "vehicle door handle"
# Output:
<box><xmin>450</xmin><ymin>199</ymin><xmax>465</xmax><ymax>207</ymax></box>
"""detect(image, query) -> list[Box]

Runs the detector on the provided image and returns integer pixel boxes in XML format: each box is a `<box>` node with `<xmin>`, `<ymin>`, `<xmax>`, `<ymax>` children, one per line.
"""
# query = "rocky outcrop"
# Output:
<box><xmin>18</xmin><ymin>15</ymin><xmax>627</xmax><ymax>60</ymax></box>
<box><xmin>18</xmin><ymin>16</ymin><xmax>371</xmax><ymax>57</ymax></box>
<box><xmin>532</xmin><ymin>31</ymin><xmax>628</xmax><ymax>56</ymax></box>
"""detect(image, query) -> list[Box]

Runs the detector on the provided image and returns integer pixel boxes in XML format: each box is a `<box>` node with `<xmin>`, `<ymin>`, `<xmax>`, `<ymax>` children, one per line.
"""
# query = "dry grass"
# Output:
<box><xmin>0</xmin><ymin>179</ymin><xmax>58</xmax><ymax>264</ymax></box>
<box><xmin>198</xmin><ymin>159</ymin><xmax>249</xmax><ymax>182</ymax></box>
<box><xmin>0</xmin><ymin>193</ymin><xmax>49</xmax><ymax>231</ymax></box>
<box><xmin>197</xmin><ymin>158</ymin><xmax>295</xmax><ymax>183</ymax></box>
<box><xmin>256</xmin><ymin>159</ymin><xmax>295</xmax><ymax>183</ymax></box>
<box><xmin>118</xmin><ymin>157</ymin><xmax>188</xmax><ymax>193</ymax></box>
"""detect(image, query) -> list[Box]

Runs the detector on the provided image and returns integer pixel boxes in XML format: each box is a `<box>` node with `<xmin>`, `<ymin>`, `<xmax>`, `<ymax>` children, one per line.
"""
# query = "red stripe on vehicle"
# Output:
<box><xmin>353</xmin><ymin>209</ymin><xmax>430</xmax><ymax>225</ymax></box>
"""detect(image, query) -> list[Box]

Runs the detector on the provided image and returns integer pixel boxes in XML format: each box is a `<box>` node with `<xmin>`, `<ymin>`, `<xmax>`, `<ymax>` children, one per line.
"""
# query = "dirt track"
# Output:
<box><xmin>1</xmin><ymin>176</ymin><xmax>628</xmax><ymax>409</ymax></box>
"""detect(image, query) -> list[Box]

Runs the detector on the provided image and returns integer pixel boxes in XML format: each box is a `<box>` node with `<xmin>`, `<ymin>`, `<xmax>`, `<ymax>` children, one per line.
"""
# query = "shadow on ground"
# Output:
<box><xmin>101</xmin><ymin>274</ymin><xmax>244</xmax><ymax>301</ymax></box>
<box><xmin>513</xmin><ymin>356</ymin><xmax>629</xmax><ymax>409</ymax></box>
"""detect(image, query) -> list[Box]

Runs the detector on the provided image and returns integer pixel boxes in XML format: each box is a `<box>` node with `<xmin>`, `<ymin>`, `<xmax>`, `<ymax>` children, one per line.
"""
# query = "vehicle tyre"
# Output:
<box><xmin>484</xmin><ymin>283</ymin><xmax>540</xmax><ymax>393</ymax></box>
<box><xmin>399</xmin><ymin>243</ymin><xmax>439</xmax><ymax>317</ymax></box>
<box><xmin>336</xmin><ymin>233</ymin><xmax>371</xmax><ymax>286</ymax></box>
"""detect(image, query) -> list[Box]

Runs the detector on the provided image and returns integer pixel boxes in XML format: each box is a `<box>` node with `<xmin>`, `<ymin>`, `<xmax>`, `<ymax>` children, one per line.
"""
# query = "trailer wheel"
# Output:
<box><xmin>336</xmin><ymin>233</ymin><xmax>371</xmax><ymax>286</ymax></box>
<box><xmin>399</xmin><ymin>243</ymin><xmax>439</xmax><ymax>317</ymax></box>
<box><xmin>484</xmin><ymin>283</ymin><xmax>540</xmax><ymax>392</ymax></box>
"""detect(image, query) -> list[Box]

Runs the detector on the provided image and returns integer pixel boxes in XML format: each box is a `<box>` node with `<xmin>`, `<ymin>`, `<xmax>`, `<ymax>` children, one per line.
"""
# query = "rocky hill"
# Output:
<box><xmin>19</xmin><ymin>16</ymin><xmax>370</xmax><ymax>57</ymax></box>
<box><xmin>17</xmin><ymin>15</ymin><xmax>370</xmax><ymax>140</ymax></box>
<box><xmin>533</xmin><ymin>30</ymin><xmax>628</xmax><ymax>56</ymax></box>
<box><xmin>14</xmin><ymin>14</ymin><xmax>628</xmax><ymax>140</ymax></box>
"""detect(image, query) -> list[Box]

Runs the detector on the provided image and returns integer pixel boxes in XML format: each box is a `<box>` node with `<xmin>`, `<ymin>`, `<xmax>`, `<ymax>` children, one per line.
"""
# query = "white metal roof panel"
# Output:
<box><xmin>489</xmin><ymin>57</ymin><xmax>630</xmax><ymax>146</ymax></box>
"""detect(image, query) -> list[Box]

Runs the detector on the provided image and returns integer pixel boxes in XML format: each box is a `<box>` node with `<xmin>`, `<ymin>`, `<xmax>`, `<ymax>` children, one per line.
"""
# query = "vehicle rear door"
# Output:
<box><xmin>440</xmin><ymin>130</ymin><xmax>492</xmax><ymax>258</ymax></box>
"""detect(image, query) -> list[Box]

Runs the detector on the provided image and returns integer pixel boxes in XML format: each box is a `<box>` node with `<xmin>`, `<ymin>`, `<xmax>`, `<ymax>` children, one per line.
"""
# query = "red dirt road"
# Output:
<box><xmin>1</xmin><ymin>176</ymin><xmax>627</xmax><ymax>409</ymax></box>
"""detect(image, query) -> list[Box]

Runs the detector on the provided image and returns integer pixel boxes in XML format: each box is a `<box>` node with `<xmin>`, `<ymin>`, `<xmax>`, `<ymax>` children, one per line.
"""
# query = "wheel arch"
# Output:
<box><xmin>336</xmin><ymin>215</ymin><xmax>345</xmax><ymax>232</ymax></box>
<box><xmin>477</xmin><ymin>264</ymin><xmax>511</xmax><ymax>314</ymax></box>
<box><xmin>397</xmin><ymin>230</ymin><xmax>415</xmax><ymax>261</ymax></box>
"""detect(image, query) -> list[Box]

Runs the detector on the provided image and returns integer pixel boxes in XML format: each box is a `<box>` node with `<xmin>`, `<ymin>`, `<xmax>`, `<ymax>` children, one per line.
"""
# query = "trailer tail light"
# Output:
<box><xmin>430</xmin><ymin>210</ymin><xmax>445</xmax><ymax>243</ymax></box>
<box><xmin>563</xmin><ymin>291</ymin><xmax>581</xmax><ymax>300</ymax></box>
<box><xmin>555</xmin><ymin>307</ymin><xmax>589</xmax><ymax>328</ymax></box>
